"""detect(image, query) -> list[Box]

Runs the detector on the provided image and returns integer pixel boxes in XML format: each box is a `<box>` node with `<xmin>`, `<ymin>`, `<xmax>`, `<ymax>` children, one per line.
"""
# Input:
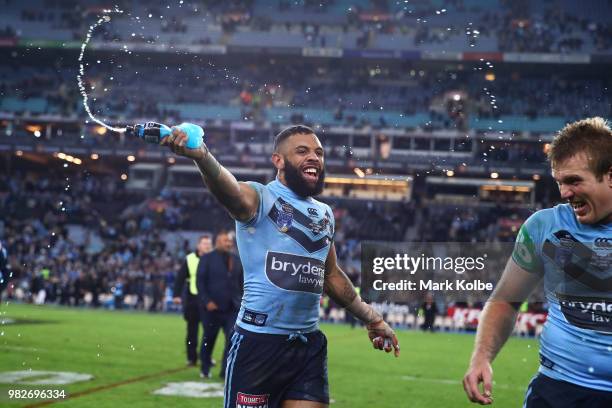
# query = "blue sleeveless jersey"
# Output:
<box><xmin>512</xmin><ymin>204</ymin><xmax>612</xmax><ymax>391</ymax></box>
<box><xmin>235</xmin><ymin>179</ymin><xmax>335</xmax><ymax>335</ymax></box>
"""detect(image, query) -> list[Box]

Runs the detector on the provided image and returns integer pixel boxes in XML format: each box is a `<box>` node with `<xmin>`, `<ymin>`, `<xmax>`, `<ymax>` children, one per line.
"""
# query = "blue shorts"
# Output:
<box><xmin>524</xmin><ymin>373</ymin><xmax>612</xmax><ymax>408</ymax></box>
<box><xmin>223</xmin><ymin>326</ymin><xmax>329</xmax><ymax>408</ymax></box>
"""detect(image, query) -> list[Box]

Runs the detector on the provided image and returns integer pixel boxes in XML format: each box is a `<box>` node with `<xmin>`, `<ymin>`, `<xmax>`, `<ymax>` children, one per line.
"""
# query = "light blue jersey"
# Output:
<box><xmin>235</xmin><ymin>179</ymin><xmax>335</xmax><ymax>335</ymax></box>
<box><xmin>512</xmin><ymin>204</ymin><xmax>612</xmax><ymax>391</ymax></box>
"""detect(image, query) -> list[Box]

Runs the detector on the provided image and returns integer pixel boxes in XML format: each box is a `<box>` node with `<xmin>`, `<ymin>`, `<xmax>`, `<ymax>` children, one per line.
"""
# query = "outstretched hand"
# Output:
<box><xmin>367</xmin><ymin>319</ymin><xmax>400</xmax><ymax>357</ymax></box>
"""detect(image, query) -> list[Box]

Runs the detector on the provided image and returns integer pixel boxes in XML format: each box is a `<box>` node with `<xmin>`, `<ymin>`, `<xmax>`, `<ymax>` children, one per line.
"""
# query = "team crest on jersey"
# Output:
<box><xmin>236</xmin><ymin>392</ymin><xmax>269</xmax><ymax>408</ymax></box>
<box><xmin>554</xmin><ymin>238</ymin><xmax>575</xmax><ymax>267</ymax></box>
<box><xmin>277</xmin><ymin>204</ymin><xmax>294</xmax><ymax>233</ymax></box>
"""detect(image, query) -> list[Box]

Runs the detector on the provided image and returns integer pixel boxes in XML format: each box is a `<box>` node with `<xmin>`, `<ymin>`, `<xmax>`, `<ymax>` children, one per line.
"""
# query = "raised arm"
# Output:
<box><xmin>324</xmin><ymin>244</ymin><xmax>400</xmax><ymax>357</ymax></box>
<box><xmin>463</xmin><ymin>258</ymin><xmax>543</xmax><ymax>405</ymax></box>
<box><xmin>161</xmin><ymin>127</ymin><xmax>259</xmax><ymax>222</ymax></box>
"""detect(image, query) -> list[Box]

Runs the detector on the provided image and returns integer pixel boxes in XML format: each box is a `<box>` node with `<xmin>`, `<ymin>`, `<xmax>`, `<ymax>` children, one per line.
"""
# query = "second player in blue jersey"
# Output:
<box><xmin>463</xmin><ymin>117</ymin><xmax>612</xmax><ymax>408</ymax></box>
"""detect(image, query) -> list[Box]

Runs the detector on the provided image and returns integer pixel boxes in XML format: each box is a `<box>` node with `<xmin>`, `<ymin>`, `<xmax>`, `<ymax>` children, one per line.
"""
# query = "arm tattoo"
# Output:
<box><xmin>194</xmin><ymin>147</ymin><xmax>221</xmax><ymax>180</ymax></box>
<box><xmin>324</xmin><ymin>265</ymin><xmax>358</xmax><ymax>308</ymax></box>
<box><xmin>192</xmin><ymin>147</ymin><xmax>250</xmax><ymax>220</ymax></box>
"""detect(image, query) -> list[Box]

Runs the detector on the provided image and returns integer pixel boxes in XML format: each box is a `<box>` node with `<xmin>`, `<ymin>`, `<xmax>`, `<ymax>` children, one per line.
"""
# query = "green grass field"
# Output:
<box><xmin>0</xmin><ymin>304</ymin><xmax>539</xmax><ymax>407</ymax></box>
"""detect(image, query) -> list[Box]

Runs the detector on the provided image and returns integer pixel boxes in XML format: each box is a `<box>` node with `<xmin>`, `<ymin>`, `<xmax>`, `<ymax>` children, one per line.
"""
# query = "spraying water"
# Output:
<box><xmin>77</xmin><ymin>7</ymin><xmax>126</xmax><ymax>133</ymax></box>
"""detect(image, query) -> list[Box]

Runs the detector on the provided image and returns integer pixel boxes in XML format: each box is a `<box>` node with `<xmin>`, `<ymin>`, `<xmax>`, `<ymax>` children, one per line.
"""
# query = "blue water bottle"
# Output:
<box><xmin>126</xmin><ymin>122</ymin><xmax>204</xmax><ymax>149</ymax></box>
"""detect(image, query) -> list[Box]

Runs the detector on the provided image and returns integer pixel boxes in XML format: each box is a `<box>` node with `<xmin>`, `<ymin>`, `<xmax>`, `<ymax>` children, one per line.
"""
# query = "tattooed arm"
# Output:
<box><xmin>161</xmin><ymin>127</ymin><xmax>258</xmax><ymax>222</ymax></box>
<box><xmin>324</xmin><ymin>244</ymin><xmax>400</xmax><ymax>357</ymax></box>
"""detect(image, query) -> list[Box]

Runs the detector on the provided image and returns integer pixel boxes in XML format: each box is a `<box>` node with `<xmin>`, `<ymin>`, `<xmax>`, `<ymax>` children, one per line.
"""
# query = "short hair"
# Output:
<box><xmin>273</xmin><ymin>125</ymin><xmax>316</xmax><ymax>152</ymax></box>
<box><xmin>198</xmin><ymin>234</ymin><xmax>212</xmax><ymax>242</ymax></box>
<box><xmin>548</xmin><ymin>117</ymin><xmax>612</xmax><ymax>180</ymax></box>
<box><xmin>215</xmin><ymin>228</ymin><xmax>231</xmax><ymax>239</ymax></box>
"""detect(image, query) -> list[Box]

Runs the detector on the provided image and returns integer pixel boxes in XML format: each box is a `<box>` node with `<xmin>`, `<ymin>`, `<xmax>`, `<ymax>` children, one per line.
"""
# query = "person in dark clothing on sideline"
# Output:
<box><xmin>197</xmin><ymin>229</ymin><xmax>243</xmax><ymax>379</ymax></box>
<box><xmin>421</xmin><ymin>292</ymin><xmax>437</xmax><ymax>332</ymax></box>
<box><xmin>173</xmin><ymin>235</ymin><xmax>213</xmax><ymax>366</ymax></box>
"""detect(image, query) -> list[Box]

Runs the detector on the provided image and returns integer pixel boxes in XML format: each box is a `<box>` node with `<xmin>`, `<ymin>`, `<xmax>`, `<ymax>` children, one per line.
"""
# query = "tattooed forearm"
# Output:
<box><xmin>324</xmin><ymin>264</ymin><xmax>382</xmax><ymax>324</ymax></box>
<box><xmin>193</xmin><ymin>149</ymin><xmax>252</xmax><ymax>220</ymax></box>
<box><xmin>324</xmin><ymin>265</ymin><xmax>358</xmax><ymax>307</ymax></box>
<box><xmin>194</xmin><ymin>147</ymin><xmax>222</xmax><ymax>180</ymax></box>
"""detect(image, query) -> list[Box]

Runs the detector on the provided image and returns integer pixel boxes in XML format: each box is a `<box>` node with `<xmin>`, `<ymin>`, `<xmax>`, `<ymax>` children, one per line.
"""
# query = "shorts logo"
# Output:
<box><xmin>265</xmin><ymin>251</ymin><xmax>325</xmax><ymax>294</ymax></box>
<box><xmin>242</xmin><ymin>309</ymin><xmax>268</xmax><ymax>327</ymax></box>
<box><xmin>236</xmin><ymin>392</ymin><xmax>269</xmax><ymax>408</ymax></box>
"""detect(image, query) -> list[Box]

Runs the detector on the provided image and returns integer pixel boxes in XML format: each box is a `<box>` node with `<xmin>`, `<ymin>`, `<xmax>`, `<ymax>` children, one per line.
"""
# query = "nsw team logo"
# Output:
<box><xmin>236</xmin><ymin>392</ymin><xmax>269</xmax><ymax>408</ymax></box>
<box><xmin>555</xmin><ymin>239</ymin><xmax>574</xmax><ymax>267</ymax></box>
<box><xmin>276</xmin><ymin>203</ymin><xmax>294</xmax><ymax>233</ymax></box>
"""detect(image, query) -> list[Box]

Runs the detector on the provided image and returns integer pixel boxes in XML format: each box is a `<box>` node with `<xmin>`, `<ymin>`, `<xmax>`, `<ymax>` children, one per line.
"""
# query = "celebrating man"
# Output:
<box><xmin>463</xmin><ymin>117</ymin><xmax>612</xmax><ymax>407</ymax></box>
<box><xmin>161</xmin><ymin>124</ymin><xmax>399</xmax><ymax>408</ymax></box>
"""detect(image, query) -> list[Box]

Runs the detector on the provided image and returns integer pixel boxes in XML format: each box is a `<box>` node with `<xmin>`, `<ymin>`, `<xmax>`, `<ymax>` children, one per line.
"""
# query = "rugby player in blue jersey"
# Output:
<box><xmin>463</xmin><ymin>117</ymin><xmax>611</xmax><ymax>407</ymax></box>
<box><xmin>162</xmin><ymin>124</ymin><xmax>399</xmax><ymax>408</ymax></box>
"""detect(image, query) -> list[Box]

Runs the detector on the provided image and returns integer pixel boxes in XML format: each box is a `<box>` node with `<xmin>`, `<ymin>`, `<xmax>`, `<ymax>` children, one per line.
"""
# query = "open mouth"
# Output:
<box><xmin>570</xmin><ymin>200</ymin><xmax>588</xmax><ymax>216</ymax></box>
<box><xmin>302</xmin><ymin>166</ymin><xmax>319</xmax><ymax>182</ymax></box>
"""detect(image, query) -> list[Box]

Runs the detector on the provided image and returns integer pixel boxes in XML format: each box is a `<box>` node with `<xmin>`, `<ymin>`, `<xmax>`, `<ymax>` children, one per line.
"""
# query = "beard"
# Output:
<box><xmin>284</xmin><ymin>159</ymin><xmax>326</xmax><ymax>198</ymax></box>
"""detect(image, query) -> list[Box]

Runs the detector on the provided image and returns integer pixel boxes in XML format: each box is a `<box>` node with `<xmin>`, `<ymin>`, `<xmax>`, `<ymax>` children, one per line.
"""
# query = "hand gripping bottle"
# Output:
<box><xmin>125</xmin><ymin>122</ymin><xmax>204</xmax><ymax>149</ymax></box>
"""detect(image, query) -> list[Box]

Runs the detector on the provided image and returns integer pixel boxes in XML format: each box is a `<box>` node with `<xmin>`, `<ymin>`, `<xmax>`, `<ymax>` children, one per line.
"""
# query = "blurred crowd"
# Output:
<box><xmin>2</xmin><ymin>0</ymin><xmax>609</xmax><ymax>53</ymax></box>
<box><xmin>1</xmin><ymin>60</ymin><xmax>609</xmax><ymax>133</ymax></box>
<box><xmin>0</xmin><ymin>168</ymin><xmax>535</xmax><ymax>314</ymax></box>
<box><xmin>0</xmin><ymin>170</ymin><xmax>416</xmax><ymax>309</ymax></box>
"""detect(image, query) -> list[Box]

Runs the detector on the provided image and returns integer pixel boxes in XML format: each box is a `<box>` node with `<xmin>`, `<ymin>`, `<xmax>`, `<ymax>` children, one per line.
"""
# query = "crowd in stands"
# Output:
<box><xmin>0</xmin><ymin>171</ymin><xmax>172</xmax><ymax>310</ymax></box>
<box><xmin>0</xmin><ymin>169</ymin><xmax>415</xmax><ymax>308</ymax></box>
<box><xmin>1</xmin><ymin>1</ymin><xmax>610</xmax><ymax>53</ymax></box>
<box><xmin>0</xmin><ymin>166</ymin><xmax>538</xmax><ymax>316</ymax></box>
<box><xmin>1</xmin><ymin>59</ymin><xmax>609</xmax><ymax>134</ymax></box>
